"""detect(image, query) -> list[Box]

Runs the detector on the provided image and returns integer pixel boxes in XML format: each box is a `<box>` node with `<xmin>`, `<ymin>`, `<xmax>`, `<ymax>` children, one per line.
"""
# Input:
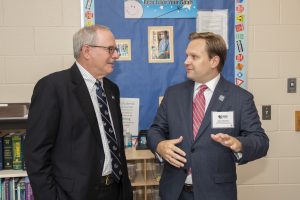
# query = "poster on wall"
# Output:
<box><xmin>120</xmin><ymin>98</ymin><xmax>140</xmax><ymax>136</ymax></box>
<box><xmin>116</xmin><ymin>39</ymin><xmax>132</xmax><ymax>61</ymax></box>
<box><xmin>124</xmin><ymin>0</ymin><xmax>198</xmax><ymax>18</ymax></box>
<box><xmin>148</xmin><ymin>26</ymin><xmax>174</xmax><ymax>63</ymax></box>
<box><xmin>196</xmin><ymin>10</ymin><xmax>229</xmax><ymax>48</ymax></box>
<box><xmin>234</xmin><ymin>1</ymin><xmax>247</xmax><ymax>88</ymax></box>
<box><xmin>81</xmin><ymin>0</ymin><xmax>95</xmax><ymax>26</ymax></box>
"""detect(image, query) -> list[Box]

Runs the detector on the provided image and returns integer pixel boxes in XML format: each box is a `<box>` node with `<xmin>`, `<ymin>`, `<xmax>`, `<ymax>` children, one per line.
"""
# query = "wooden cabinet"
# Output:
<box><xmin>125</xmin><ymin>147</ymin><xmax>160</xmax><ymax>200</ymax></box>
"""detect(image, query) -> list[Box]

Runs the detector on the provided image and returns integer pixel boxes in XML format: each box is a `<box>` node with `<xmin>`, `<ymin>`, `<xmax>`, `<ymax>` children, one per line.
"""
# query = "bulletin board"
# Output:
<box><xmin>81</xmin><ymin>0</ymin><xmax>247</xmax><ymax>132</ymax></box>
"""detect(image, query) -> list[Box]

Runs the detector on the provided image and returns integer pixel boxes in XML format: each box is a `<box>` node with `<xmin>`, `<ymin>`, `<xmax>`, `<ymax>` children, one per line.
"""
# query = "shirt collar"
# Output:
<box><xmin>76</xmin><ymin>61</ymin><xmax>103</xmax><ymax>92</ymax></box>
<box><xmin>194</xmin><ymin>74</ymin><xmax>220</xmax><ymax>93</ymax></box>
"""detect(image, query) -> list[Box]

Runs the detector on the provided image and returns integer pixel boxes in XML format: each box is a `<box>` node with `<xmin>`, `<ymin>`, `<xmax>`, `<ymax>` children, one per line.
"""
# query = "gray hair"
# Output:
<box><xmin>73</xmin><ymin>25</ymin><xmax>110</xmax><ymax>60</ymax></box>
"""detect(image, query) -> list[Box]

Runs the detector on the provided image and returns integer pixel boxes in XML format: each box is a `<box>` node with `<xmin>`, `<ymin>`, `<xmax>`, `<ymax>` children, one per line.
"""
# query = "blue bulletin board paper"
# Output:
<box><xmin>81</xmin><ymin>0</ymin><xmax>247</xmax><ymax>131</ymax></box>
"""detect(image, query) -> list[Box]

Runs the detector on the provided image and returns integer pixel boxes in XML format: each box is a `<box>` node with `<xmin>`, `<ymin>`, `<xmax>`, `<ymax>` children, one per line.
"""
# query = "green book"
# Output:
<box><xmin>3</xmin><ymin>134</ymin><xmax>13</xmax><ymax>170</ymax></box>
<box><xmin>0</xmin><ymin>132</ymin><xmax>9</xmax><ymax>170</ymax></box>
<box><xmin>12</xmin><ymin>133</ymin><xmax>23</xmax><ymax>170</ymax></box>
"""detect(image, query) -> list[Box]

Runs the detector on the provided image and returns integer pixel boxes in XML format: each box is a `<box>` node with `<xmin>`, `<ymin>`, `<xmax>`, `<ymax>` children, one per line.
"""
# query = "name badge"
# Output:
<box><xmin>211</xmin><ymin>111</ymin><xmax>234</xmax><ymax>128</ymax></box>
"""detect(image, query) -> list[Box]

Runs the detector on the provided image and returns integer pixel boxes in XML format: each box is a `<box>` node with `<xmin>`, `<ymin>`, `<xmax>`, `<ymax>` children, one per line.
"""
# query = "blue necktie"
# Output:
<box><xmin>95</xmin><ymin>81</ymin><xmax>122</xmax><ymax>182</ymax></box>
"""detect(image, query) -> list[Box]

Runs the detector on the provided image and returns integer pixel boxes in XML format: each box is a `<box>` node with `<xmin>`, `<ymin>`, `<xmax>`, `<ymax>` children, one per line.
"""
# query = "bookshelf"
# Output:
<box><xmin>0</xmin><ymin>117</ymin><xmax>160</xmax><ymax>199</ymax></box>
<box><xmin>125</xmin><ymin>147</ymin><xmax>160</xmax><ymax>200</ymax></box>
<box><xmin>0</xmin><ymin>170</ymin><xmax>27</xmax><ymax>178</ymax></box>
<box><xmin>0</xmin><ymin>112</ymin><xmax>31</xmax><ymax>199</ymax></box>
<box><xmin>0</xmin><ymin>117</ymin><xmax>27</xmax><ymax>179</ymax></box>
<box><xmin>0</xmin><ymin>117</ymin><xmax>27</xmax><ymax>130</ymax></box>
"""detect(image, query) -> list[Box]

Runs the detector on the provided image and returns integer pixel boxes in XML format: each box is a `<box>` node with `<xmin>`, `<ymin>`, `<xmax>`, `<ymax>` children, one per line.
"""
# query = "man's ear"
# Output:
<box><xmin>81</xmin><ymin>45</ymin><xmax>91</xmax><ymax>59</ymax></box>
<box><xmin>210</xmin><ymin>56</ymin><xmax>220</xmax><ymax>69</ymax></box>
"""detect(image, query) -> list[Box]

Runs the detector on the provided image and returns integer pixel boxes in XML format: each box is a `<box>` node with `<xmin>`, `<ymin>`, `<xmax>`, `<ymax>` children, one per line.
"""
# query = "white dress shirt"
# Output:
<box><xmin>76</xmin><ymin>62</ymin><xmax>113</xmax><ymax>176</ymax></box>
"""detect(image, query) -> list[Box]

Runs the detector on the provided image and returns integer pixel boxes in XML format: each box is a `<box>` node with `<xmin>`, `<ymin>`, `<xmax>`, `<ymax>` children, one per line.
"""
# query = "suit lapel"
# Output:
<box><xmin>183</xmin><ymin>81</ymin><xmax>195</xmax><ymax>146</ymax></box>
<box><xmin>70</xmin><ymin>64</ymin><xmax>102</xmax><ymax>146</ymax></box>
<box><xmin>181</xmin><ymin>81</ymin><xmax>195</xmax><ymax>146</ymax></box>
<box><xmin>193</xmin><ymin>76</ymin><xmax>229</xmax><ymax>142</ymax></box>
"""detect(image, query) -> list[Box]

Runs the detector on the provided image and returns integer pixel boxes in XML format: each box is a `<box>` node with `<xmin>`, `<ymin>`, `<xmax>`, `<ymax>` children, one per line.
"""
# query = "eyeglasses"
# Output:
<box><xmin>88</xmin><ymin>45</ymin><xmax>120</xmax><ymax>55</ymax></box>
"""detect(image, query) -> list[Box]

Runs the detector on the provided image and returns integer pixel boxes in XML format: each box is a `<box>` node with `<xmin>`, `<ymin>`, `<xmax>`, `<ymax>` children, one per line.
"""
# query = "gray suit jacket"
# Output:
<box><xmin>147</xmin><ymin>76</ymin><xmax>269</xmax><ymax>200</ymax></box>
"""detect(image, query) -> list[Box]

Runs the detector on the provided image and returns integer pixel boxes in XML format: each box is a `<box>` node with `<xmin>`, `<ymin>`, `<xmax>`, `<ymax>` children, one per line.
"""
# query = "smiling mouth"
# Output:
<box><xmin>126</xmin><ymin>8</ymin><xmax>138</xmax><ymax>15</ymax></box>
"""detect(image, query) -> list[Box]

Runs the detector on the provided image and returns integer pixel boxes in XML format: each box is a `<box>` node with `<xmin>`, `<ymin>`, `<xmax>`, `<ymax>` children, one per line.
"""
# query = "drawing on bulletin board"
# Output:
<box><xmin>116</xmin><ymin>39</ymin><xmax>132</xmax><ymax>61</ymax></box>
<box><xmin>81</xmin><ymin>0</ymin><xmax>248</xmax><ymax>131</ymax></box>
<box><xmin>81</xmin><ymin>0</ymin><xmax>95</xmax><ymax>26</ymax></box>
<box><xmin>124</xmin><ymin>0</ymin><xmax>198</xmax><ymax>18</ymax></box>
<box><xmin>148</xmin><ymin>26</ymin><xmax>174</xmax><ymax>63</ymax></box>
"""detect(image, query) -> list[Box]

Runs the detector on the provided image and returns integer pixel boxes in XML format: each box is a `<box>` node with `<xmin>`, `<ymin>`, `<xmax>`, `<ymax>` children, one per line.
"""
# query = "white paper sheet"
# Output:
<box><xmin>196</xmin><ymin>10</ymin><xmax>228</xmax><ymax>48</ymax></box>
<box><xmin>120</xmin><ymin>98</ymin><xmax>140</xmax><ymax>136</ymax></box>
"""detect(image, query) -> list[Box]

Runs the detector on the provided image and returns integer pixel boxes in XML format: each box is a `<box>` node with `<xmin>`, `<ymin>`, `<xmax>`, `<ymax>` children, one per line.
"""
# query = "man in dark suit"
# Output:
<box><xmin>24</xmin><ymin>25</ymin><xmax>133</xmax><ymax>200</ymax></box>
<box><xmin>147</xmin><ymin>32</ymin><xmax>269</xmax><ymax>200</ymax></box>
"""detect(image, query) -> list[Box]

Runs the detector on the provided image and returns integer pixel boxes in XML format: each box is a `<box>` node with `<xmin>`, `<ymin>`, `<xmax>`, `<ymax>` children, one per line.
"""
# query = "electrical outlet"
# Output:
<box><xmin>287</xmin><ymin>78</ymin><xmax>297</xmax><ymax>93</ymax></box>
<box><xmin>262</xmin><ymin>105</ymin><xmax>271</xmax><ymax>120</ymax></box>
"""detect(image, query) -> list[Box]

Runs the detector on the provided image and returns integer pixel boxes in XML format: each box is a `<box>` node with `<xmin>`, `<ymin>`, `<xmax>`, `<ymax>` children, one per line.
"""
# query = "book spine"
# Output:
<box><xmin>20</xmin><ymin>179</ymin><xmax>26</xmax><ymax>200</ymax></box>
<box><xmin>25</xmin><ymin>177</ymin><xmax>34</xmax><ymax>200</ymax></box>
<box><xmin>0</xmin><ymin>178</ymin><xmax>2</xmax><ymax>200</ymax></box>
<box><xmin>3</xmin><ymin>136</ymin><xmax>13</xmax><ymax>170</ymax></box>
<box><xmin>12</xmin><ymin>135</ymin><xmax>22</xmax><ymax>170</ymax></box>
<box><xmin>4</xmin><ymin>178</ymin><xmax>10</xmax><ymax>200</ymax></box>
<box><xmin>21</xmin><ymin>134</ymin><xmax>26</xmax><ymax>171</ymax></box>
<box><xmin>0</xmin><ymin>138</ymin><xmax>3</xmax><ymax>170</ymax></box>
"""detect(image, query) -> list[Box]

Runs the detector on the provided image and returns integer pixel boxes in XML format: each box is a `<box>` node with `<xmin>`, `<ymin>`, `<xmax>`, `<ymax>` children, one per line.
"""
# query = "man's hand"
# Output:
<box><xmin>211</xmin><ymin>133</ymin><xmax>242</xmax><ymax>153</ymax></box>
<box><xmin>156</xmin><ymin>136</ymin><xmax>187</xmax><ymax>168</ymax></box>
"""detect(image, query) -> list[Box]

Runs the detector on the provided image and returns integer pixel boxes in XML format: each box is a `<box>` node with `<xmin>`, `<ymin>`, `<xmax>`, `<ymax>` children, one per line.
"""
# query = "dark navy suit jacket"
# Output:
<box><xmin>147</xmin><ymin>76</ymin><xmax>269</xmax><ymax>200</ymax></box>
<box><xmin>25</xmin><ymin>63</ymin><xmax>132</xmax><ymax>200</ymax></box>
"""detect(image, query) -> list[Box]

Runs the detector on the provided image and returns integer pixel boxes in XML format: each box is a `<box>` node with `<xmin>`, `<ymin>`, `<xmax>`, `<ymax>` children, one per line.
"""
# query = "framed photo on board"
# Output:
<box><xmin>116</xmin><ymin>39</ymin><xmax>131</xmax><ymax>61</ymax></box>
<box><xmin>148</xmin><ymin>26</ymin><xmax>174</xmax><ymax>63</ymax></box>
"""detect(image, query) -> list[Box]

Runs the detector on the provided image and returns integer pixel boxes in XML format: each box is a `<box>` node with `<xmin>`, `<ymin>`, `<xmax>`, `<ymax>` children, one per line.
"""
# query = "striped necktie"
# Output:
<box><xmin>193</xmin><ymin>84</ymin><xmax>208</xmax><ymax>139</ymax></box>
<box><xmin>95</xmin><ymin>81</ymin><xmax>122</xmax><ymax>182</ymax></box>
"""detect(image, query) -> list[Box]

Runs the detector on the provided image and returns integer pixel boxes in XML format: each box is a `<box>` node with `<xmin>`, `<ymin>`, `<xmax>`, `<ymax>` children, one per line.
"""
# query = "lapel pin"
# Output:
<box><xmin>218</xmin><ymin>95</ymin><xmax>225</xmax><ymax>102</ymax></box>
<box><xmin>112</xmin><ymin>96</ymin><xmax>115</xmax><ymax>100</ymax></box>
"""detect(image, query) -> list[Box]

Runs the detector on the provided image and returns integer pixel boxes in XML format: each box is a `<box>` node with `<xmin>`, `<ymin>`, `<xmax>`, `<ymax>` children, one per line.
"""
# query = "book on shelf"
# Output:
<box><xmin>0</xmin><ymin>132</ymin><xmax>8</xmax><ymax>170</ymax></box>
<box><xmin>25</xmin><ymin>177</ymin><xmax>34</xmax><ymax>200</ymax></box>
<box><xmin>3</xmin><ymin>134</ymin><xmax>13</xmax><ymax>170</ymax></box>
<box><xmin>12</xmin><ymin>133</ymin><xmax>25</xmax><ymax>170</ymax></box>
<box><xmin>0</xmin><ymin>177</ymin><xmax>30</xmax><ymax>200</ymax></box>
<box><xmin>15</xmin><ymin>177</ymin><xmax>26</xmax><ymax>200</ymax></box>
<box><xmin>21</xmin><ymin>134</ymin><xmax>26</xmax><ymax>171</ymax></box>
<box><xmin>3</xmin><ymin>178</ymin><xmax>10</xmax><ymax>200</ymax></box>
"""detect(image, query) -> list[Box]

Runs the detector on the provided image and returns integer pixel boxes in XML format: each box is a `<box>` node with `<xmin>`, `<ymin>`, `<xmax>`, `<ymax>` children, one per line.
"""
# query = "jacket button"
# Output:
<box><xmin>191</xmin><ymin>148</ymin><xmax>195</xmax><ymax>153</ymax></box>
<box><xmin>184</xmin><ymin>169</ymin><xmax>188</xmax><ymax>173</ymax></box>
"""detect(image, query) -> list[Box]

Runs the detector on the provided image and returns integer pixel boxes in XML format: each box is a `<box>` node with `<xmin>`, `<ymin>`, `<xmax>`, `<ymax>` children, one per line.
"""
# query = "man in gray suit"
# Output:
<box><xmin>147</xmin><ymin>32</ymin><xmax>269</xmax><ymax>200</ymax></box>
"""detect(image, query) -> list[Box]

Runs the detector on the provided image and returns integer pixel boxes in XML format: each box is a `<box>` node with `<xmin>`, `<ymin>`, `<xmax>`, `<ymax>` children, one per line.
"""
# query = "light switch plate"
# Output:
<box><xmin>287</xmin><ymin>78</ymin><xmax>297</xmax><ymax>93</ymax></box>
<box><xmin>262</xmin><ymin>105</ymin><xmax>271</xmax><ymax>120</ymax></box>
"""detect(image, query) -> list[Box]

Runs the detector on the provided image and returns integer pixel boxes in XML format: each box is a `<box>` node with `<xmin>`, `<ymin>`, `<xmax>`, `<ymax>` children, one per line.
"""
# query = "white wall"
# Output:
<box><xmin>237</xmin><ymin>0</ymin><xmax>300</xmax><ymax>199</ymax></box>
<box><xmin>0</xmin><ymin>0</ymin><xmax>80</xmax><ymax>102</ymax></box>
<box><xmin>1</xmin><ymin>0</ymin><xmax>300</xmax><ymax>199</ymax></box>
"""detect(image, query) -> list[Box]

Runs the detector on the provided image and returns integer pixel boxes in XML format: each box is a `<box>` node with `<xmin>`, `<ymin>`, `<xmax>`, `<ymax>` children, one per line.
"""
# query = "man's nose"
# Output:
<box><xmin>184</xmin><ymin>56</ymin><xmax>191</xmax><ymax>65</ymax></box>
<box><xmin>112</xmin><ymin>49</ymin><xmax>120</xmax><ymax>59</ymax></box>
